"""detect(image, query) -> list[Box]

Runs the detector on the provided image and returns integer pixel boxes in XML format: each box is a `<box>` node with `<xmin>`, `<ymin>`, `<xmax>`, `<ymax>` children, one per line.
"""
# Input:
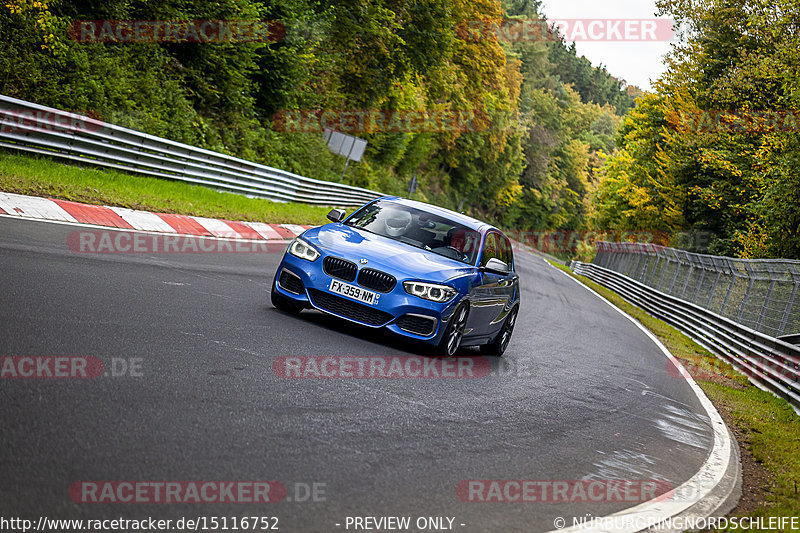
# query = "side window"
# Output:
<box><xmin>480</xmin><ymin>233</ymin><xmax>500</xmax><ymax>267</ymax></box>
<box><xmin>499</xmin><ymin>235</ymin><xmax>513</xmax><ymax>269</ymax></box>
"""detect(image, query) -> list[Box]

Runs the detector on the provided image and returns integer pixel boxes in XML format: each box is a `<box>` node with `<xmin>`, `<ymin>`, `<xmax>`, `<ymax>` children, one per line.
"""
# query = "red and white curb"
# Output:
<box><xmin>0</xmin><ymin>192</ymin><xmax>312</xmax><ymax>240</ymax></box>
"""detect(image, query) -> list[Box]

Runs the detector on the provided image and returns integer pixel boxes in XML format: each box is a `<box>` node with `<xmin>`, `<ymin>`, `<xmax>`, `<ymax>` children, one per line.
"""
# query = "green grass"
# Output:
<box><xmin>702</xmin><ymin>384</ymin><xmax>800</xmax><ymax>525</ymax></box>
<box><xmin>548</xmin><ymin>260</ymin><xmax>800</xmax><ymax>527</ymax></box>
<box><xmin>0</xmin><ymin>152</ymin><xmax>331</xmax><ymax>225</ymax></box>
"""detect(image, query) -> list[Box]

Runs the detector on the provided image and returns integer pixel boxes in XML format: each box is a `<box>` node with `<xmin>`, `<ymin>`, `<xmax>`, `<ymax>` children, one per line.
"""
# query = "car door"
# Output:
<box><xmin>493</xmin><ymin>233</ymin><xmax>519</xmax><ymax>325</ymax></box>
<box><xmin>467</xmin><ymin>232</ymin><xmax>512</xmax><ymax>337</ymax></box>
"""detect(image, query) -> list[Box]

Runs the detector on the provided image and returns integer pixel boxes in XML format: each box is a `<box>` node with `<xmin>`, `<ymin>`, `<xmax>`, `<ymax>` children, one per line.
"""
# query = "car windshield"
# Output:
<box><xmin>345</xmin><ymin>200</ymin><xmax>482</xmax><ymax>264</ymax></box>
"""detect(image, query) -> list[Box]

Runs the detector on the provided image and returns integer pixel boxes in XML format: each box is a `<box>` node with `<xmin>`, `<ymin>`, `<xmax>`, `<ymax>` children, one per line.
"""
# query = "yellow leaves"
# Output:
<box><xmin>4</xmin><ymin>2</ymin><xmax>22</xmax><ymax>14</ymax></box>
<box><xmin>697</xmin><ymin>149</ymin><xmax>744</xmax><ymax>178</ymax></box>
<box><xmin>4</xmin><ymin>0</ymin><xmax>65</xmax><ymax>55</ymax></box>
<box><xmin>495</xmin><ymin>181</ymin><xmax>523</xmax><ymax>208</ymax></box>
<box><xmin>734</xmin><ymin>222</ymin><xmax>770</xmax><ymax>259</ymax></box>
<box><xmin>4</xmin><ymin>0</ymin><xmax>48</xmax><ymax>14</ymax></box>
<box><xmin>689</xmin><ymin>184</ymin><xmax>725</xmax><ymax>211</ymax></box>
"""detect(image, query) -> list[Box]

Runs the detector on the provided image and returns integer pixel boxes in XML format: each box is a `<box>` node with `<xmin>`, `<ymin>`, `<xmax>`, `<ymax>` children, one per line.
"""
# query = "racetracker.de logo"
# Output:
<box><xmin>69</xmin><ymin>481</ymin><xmax>286</xmax><ymax>504</ymax></box>
<box><xmin>1</xmin><ymin>110</ymin><xmax>102</xmax><ymax>134</ymax></box>
<box><xmin>666</xmin><ymin>109</ymin><xmax>800</xmax><ymax>134</ymax></box>
<box><xmin>508</xmin><ymin>230</ymin><xmax>671</xmax><ymax>254</ymax></box>
<box><xmin>457</xmin><ymin>18</ymin><xmax>675</xmax><ymax>43</ymax></box>
<box><xmin>273</xmin><ymin>356</ymin><xmax>492</xmax><ymax>379</ymax></box>
<box><xmin>457</xmin><ymin>480</ymin><xmax>674</xmax><ymax>503</ymax></box>
<box><xmin>272</xmin><ymin>109</ymin><xmax>491</xmax><ymax>134</ymax></box>
<box><xmin>67</xmin><ymin>231</ymin><xmax>285</xmax><ymax>254</ymax></box>
<box><xmin>69</xmin><ymin>20</ymin><xmax>286</xmax><ymax>43</ymax></box>
<box><xmin>0</xmin><ymin>356</ymin><xmax>104</xmax><ymax>379</ymax></box>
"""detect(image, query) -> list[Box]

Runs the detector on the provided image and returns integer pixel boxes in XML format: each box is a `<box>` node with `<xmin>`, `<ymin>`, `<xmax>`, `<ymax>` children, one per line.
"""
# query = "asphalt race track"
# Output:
<box><xmin>0</xmin><ymin>216</ymin><xmax>718</xmax><ymax>532</ymax></box>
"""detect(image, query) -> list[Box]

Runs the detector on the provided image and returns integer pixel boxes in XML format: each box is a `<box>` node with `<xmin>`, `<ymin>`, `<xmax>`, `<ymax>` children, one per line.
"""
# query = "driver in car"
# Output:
<box><xmin>384</xmin><ymin>209</ymin><xmax>413</xmax><ymax>238</ymax></box>
<box><xmin>450</xmin><ymin>228</ymin><xmax>476</xmax><ymax>252</ymax></box>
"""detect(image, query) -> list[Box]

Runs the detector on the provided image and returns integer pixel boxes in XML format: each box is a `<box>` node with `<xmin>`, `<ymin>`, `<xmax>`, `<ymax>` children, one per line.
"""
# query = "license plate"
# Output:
<box><xmin>329</xmin><ymin>279</ymin><xmax>377</xmax><ymax>305</ymax></box>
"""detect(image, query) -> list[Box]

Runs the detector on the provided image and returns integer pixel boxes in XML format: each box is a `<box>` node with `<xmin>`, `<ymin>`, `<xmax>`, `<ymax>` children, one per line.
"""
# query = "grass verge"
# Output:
<box><xmin>0</xmin><ymin>152</ymin><xmax>331</xmax><ymax>225</ymax></box>
<box><xmin>548</xmin><ymin>259</ymin><xmax>800</xmax><ymax>528</ymax></box>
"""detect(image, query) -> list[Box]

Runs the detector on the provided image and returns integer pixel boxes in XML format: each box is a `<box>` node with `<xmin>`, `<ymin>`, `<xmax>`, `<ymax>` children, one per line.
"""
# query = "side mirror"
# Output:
<box><xmin>481</xmin><ymin>257</ymin><xmax>510</xmax><ymax>276</ymax></box>
<box><xmin>327</xmin><ymin>209</ymin><xmax>346</xmax><ymax>223</ymax></box>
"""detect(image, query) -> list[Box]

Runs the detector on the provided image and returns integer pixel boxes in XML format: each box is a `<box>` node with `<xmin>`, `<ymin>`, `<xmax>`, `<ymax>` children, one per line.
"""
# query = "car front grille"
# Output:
<box><xmin>396</xmin><ymin>314</ymin><xmax>437</xmax><ymax>336</ymax></box>
<box><xmin>323</xmin><ymin>256</ymin><xmax>357</xmax><ymax>282</ymax></box>
<box><xmin>357</xmin><ymin>268</ymin><xmax>397</xmax><ymax>293</ymax></box>
<box><xmin>278</xmin><ymin>269</ymin><xmax>305</xmax><ymax>295</ymax></box>
<box><xmin>308</xmin><ymin>289</ymin><xmax>393</xmax><ymax>327</ymax></box>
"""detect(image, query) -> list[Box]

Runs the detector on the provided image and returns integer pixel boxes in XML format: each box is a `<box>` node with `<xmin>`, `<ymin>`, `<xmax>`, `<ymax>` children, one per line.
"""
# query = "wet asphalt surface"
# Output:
<box><xmin>0</xmin><ymin>217</ymin><xmax>715</xmax><ymax>532</ymax></box>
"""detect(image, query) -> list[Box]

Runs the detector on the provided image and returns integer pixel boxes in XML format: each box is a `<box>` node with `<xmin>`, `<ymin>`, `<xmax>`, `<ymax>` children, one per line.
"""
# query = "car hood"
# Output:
<box><xmin>302</xmin><ymin>224</ymin><xmax>476</xmax><ymax>283</ymax></box>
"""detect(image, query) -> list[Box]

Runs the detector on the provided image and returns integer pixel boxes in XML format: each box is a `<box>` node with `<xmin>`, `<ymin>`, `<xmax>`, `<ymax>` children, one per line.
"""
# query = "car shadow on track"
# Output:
<box><xmin>265</xmin><ymin>305</ymin><xmax>491</xmax><ymax>360</ymax></box>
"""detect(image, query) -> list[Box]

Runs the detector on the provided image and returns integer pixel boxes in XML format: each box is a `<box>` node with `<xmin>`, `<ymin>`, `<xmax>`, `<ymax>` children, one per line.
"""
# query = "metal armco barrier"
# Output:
<box><xmin>593</xmin><ymin>241</ymin><xmax>800</xmax><ymax>339</ymax></box>
<box><xmin>570</xmin><ymin>260</ymin><xmax>800</xmax><ymax>412</ymax></box>
<box><xmin>0</xmin><ymin>95</ymin><xmax>382</xmax><ymax>207</ymax></box>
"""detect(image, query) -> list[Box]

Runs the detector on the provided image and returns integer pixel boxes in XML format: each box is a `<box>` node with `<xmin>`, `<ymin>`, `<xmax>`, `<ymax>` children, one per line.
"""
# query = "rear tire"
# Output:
<box><xmin>480</xmin><ymin>306</ymin><xmax>518</xmax><ymax>357</ymax></box>
<box><xmin>435</xmin><ymin>303</ymin><xmax>469</xmax><ymax>357</ymax></box>
<box><xmin>271</xmin><ymin>278</ymin><xmax>303</xmax><ymax>314</ymax></box>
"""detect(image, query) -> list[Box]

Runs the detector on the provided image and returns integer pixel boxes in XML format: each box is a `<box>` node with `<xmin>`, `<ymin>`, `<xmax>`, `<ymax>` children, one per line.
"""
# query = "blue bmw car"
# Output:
<box><xmin>271</xmin><ymin>197</ymin><xmax>520</xmax><ymax>356</ymax></box>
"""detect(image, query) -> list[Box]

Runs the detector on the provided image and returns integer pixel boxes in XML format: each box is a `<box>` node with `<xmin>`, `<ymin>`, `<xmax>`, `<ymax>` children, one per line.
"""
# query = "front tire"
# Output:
<box><xmin>436</xmin><ymin>303</ymin><xmax>469</xmax><ymax>356</ymax></box>
<box><xmin>480</xmin><ymin>306</ymin><xmax>518</xmax><ymax>357</ymax></box>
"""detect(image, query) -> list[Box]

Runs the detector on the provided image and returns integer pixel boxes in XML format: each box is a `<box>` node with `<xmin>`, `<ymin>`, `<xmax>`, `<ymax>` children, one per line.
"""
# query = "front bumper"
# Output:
<box><xmin>273</xmin><ymin>253</ymin><xmax>461</xmax><ymax>345</ymax></box>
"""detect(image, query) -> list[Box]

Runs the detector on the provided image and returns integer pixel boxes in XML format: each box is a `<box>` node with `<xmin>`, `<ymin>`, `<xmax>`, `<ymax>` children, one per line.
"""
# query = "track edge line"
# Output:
<box><xmin>543</xmin><ymin>258</ymin><xmax>741</xmax><ymax>533</ymax></box>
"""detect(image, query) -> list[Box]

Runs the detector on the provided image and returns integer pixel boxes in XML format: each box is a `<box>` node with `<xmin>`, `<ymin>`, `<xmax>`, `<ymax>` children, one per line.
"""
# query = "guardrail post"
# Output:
<box><xmin>597</xmin><ymin>247</ymin><xmax>612</xmax><ymax>266</ymax></box>
<box><xmin>614</xmin><ymin>249</ymin><xmax>626</xmax><ymax>273</ymax></box>
<box><xmin>680</xmin><ymin>264</ymin><xmax>694</xmax><ymax>299</ymax></box>
<box><xmin>779</xmin><ymin>281</ymin><xmax>799</xmax><ymax>337</ymax></box>
<box><xmin>720</xmin><ymin>259</ymin><xmax>737</xmax><ymax>315</ymax></box>
<box><xmin>646</xmin><ymin>253</ymin><xmax>660</xmax><ymax>287</ymax></box>
<box><xmin>65</xmin><ymin>112</ymin><xmax>78</xmax><ymax>158</ymax></box>
<box><xmin>634</xmin><ymin>251</ymin><xmax>646</xmax><ymax>281</ymax></box>
<box><xmin>606</xmin><ymin>246</ymin><xmax>617</xmax><ymax>270</ymax></box>
<box><xmin>737</xmin><ymin>275</ymin><xmax>755</xmax><ymax>323</ymax></box>
<box><xmin>657</xmin><ymin>256</ymin><xmax>671</xmax><ymax>290</ymax></box>
<box><xmin>668</xmin><ymin>257</ymin><xmax>682</xmax><ymax>293</ymax></box>
<box><xmin>756</xmin><ymin>280</ymin><xmax>776</xmax><ymax>332</ymax></box>
<box><xmin>599</xmin><ymin>249</ymin><xmax>610</xmax><ymax>268</ymax></box>
<box><xmin>642</xmin><ymin>250</ymin><xmax>654</xmax><ymax>283</ymax></box>
<box><xmin>617</xmin><ymin>249</ymin><xmax>631</xmax><ymax>272</ymax></box>
<box><xmin>707</xmin><ymin>271</ymin><xmax>722</xmax><ymax>308</ymax></box>
<box><xmin>693</xmin><ymin>267</ymin><xmax>706</xmax><ymax>305</ymax></box>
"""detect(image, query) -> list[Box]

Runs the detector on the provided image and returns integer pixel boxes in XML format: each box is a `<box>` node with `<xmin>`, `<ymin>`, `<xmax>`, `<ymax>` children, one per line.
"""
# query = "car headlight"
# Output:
<box><xmin>403</xmin><ymin>281</ymin><xmax>457</xmax><ymax>303</ymax></box>
<box><xmin>288</xmin><ymin>238</ymin><xmax>320</xmax><ymax>262</ymax></box>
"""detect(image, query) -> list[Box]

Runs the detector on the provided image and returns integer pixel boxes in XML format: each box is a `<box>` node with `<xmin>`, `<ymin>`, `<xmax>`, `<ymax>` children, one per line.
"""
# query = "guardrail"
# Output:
<box><xmin>593</xmin><ymin>241</ymin><xmax>800</xmax><ymax>339</ymax></box>
<box><xmin>0</xmin><ymin>95</ymin><xmax>382</xmax><ymax>207</ymax></box>
<box><xmin>570</xmin><ymin>260</ymin><xmax>800</xmax><ymax>412</ymax></box>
